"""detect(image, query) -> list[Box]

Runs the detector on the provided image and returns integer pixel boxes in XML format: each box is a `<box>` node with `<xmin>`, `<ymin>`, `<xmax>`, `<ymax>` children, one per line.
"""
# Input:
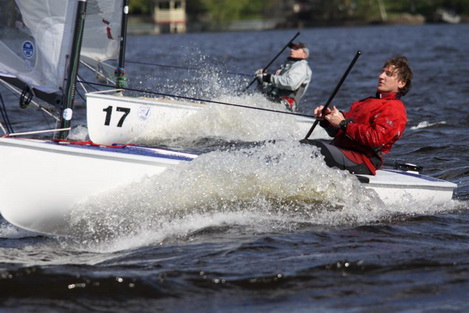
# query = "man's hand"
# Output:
<box><xmin>254</xmin><ymin>69</ymin><xmax>271</xmax><ymax>83</ymax></box>
<box><xmin>324</xmin><ymin>106</ymin><xmax>345</xmax><ymax>127</ymax></box>
<box><xmin>313</xmin><ymin>105</ymin><xmax>332</xmax><ymax>119</ymax></box>
<box><xmin>255</xmin><ymin>68</ymin><xmax>267</xmax><ymax>77</ymax></box>
<box><xmin>254</xmin><ymin>68</ymin><xmax>265</xmax><ymax>76</ymax></box>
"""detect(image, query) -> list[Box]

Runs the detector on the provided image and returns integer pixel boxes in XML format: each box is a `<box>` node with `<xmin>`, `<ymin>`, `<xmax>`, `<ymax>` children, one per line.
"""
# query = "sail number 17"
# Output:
<box><xmin>103</xmin><ymin>106</ymin><xmax>130</xmax><ymax>127</ymax></box>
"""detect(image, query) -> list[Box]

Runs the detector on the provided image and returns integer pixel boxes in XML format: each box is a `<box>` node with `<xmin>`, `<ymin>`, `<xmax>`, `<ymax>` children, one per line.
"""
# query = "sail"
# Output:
<box><xmin>0</xmin><ymin>0</ymin><xmax>123</xmax><ymax>104</ymax></box>
<box><xmin>0</xmin><ymin>0</ymin><xmax>78</xmax><ymax>98</ymax></box>
<box><xmin>81</xmin><ymin>0</ymin><xmax>123</xmax><ymax>68</ymax></box>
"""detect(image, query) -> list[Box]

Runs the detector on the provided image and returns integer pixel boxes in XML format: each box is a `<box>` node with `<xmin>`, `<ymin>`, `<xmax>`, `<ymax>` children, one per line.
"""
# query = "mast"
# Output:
<box><xmin>115</xmin><ymin>0</ymin><xmax>129</xmax><ymax>88</ymax></box>
<box><xmin>57</xmin><ymin>0</ymin><xmax>88</xmax><ymax>140</ymax></box>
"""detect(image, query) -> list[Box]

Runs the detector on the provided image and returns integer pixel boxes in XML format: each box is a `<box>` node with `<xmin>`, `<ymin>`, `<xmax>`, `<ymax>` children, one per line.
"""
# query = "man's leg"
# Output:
<box><xmin>300</xmin><ymin>139</ymin><xmax>372</xmax><ymax>174</ymax></box>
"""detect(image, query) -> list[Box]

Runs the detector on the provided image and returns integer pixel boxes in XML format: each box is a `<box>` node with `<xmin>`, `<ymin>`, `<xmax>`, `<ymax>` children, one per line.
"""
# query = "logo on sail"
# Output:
<box><xmin>22</xmin><ymin>41</ymin><xmax>35</xmax><ymax>59</ymax></box>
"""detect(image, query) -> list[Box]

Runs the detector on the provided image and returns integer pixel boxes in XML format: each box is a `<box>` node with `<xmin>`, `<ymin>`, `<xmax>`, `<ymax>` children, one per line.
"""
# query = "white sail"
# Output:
<box><xmin>81</xmin><ymin>0</ymin><xmax>123</xmax><ymax>64</ymax></box>
<box><xmin>0</xmin><ymin>0</ymin><xmax>123</xmax><ymax>98</ymax></box>
<box><xmin>0</xmin><ymin>0</ymin><xmax>78</xmax><ymax>94</ymax></box>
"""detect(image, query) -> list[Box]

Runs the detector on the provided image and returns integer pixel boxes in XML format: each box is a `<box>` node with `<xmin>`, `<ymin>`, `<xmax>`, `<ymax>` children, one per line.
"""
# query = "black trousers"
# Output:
<box><xmin>300</xmin><ymin>139</ymin><xmax>375</xmax><ymax>175</ymax></box>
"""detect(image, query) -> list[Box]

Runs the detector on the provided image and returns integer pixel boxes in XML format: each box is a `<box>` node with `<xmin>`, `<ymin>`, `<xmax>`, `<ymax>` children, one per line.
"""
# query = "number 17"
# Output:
<box><xmin>103</xmin><ymin>106</ymin><xmax>131</xmax><ymax>127</ymax></box>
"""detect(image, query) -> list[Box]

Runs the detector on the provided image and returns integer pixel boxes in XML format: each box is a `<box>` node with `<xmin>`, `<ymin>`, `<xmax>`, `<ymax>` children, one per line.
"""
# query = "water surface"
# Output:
<box><xmin>1</xmin><ymin>23</ymin><xmax>468</xmax><ymax>312</ymax></box>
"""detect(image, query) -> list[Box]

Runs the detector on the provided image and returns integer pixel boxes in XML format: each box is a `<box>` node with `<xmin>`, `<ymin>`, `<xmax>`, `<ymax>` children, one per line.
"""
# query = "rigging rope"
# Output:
<box><xmin>0</xmin><ymin>90</ymin><xmax>14</xmax><ymax>134</ymax></box>
<box><xmin>0</xmin><ymin>78</ymin><xmax>59</xmax><ymax>122</ymax></box>
<box><xmin>52</xmin><ymin>138</ymin><xmax>133</xmax><ymax>148</ymax></box>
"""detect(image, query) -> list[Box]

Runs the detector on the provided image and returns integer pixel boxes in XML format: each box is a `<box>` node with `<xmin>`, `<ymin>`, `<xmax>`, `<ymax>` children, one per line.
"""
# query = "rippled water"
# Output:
<box><xmin>1</xmin><ymin>24</ymin><xmax>469</xmax><ymax>312</ymax></box>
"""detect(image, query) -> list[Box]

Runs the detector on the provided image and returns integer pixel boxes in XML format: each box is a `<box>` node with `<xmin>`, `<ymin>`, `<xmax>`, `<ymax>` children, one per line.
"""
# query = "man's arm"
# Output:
<box><xmin>269</xmin><ymin>61</ymin><xmax>309</xmax><ymax>91</ymax></box>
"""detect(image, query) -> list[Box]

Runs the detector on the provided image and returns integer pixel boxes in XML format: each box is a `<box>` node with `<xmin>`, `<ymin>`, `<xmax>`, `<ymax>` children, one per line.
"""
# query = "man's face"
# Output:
<box><xmin>378</xmin><ymin>65</ymin><xmax>406</xmax><ymax>93</ymax></box>
<box><xmin>289</xmin><ymin>47</ymin><xmax>307</xmax><ymax>59</ymax></box>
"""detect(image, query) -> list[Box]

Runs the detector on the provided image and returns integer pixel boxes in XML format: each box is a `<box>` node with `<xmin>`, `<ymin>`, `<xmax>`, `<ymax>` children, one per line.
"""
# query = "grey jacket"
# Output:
<box><xmin>262</xmin><ymin>58</ymin><xmax>312</xmax><ymax>105</ymax></box>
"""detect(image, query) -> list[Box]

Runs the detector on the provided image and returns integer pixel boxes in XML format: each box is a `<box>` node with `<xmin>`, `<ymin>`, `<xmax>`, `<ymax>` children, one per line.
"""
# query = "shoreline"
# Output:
<box><xmin>127</xmin><ymin>18</ymin><xmax>467</xmax><ymax>36</ymax></box>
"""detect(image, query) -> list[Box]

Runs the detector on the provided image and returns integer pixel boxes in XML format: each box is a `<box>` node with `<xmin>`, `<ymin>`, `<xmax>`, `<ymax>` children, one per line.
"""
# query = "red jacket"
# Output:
<box><xmin>331</xmin><ymin>92</ymin><xmax>407</xmax><ymax>174</ymax></box>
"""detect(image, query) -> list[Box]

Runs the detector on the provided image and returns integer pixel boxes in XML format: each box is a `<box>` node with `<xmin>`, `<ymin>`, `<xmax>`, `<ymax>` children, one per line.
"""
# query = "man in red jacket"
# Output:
<box><xmin>301</xmin><ymin>56</ymin><xmax>413</xmax><ymax>175</ymax></box>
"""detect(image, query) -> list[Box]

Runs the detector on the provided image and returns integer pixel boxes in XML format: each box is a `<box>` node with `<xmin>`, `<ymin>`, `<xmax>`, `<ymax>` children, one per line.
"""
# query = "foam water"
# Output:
<box><xmin>57</xmin><ymin>140</ymin><xmax>455</xmax><ymax>252</ymax></box>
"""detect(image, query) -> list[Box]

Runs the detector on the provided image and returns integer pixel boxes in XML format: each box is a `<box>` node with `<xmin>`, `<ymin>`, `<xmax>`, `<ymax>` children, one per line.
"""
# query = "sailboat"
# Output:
<box><xmin>83</xmin><ymin>32</ymin><xmax>320</xmax><ymax>145</ymax></box>
<box><xmin>0</xmin><ymin>0</ymin><xmax>199</xmax><ymax>232</ymax></box>
<box><xmin>0</xmin><ymin>0</ymin><xmax>457</xmax><ymax>236</ymax></box>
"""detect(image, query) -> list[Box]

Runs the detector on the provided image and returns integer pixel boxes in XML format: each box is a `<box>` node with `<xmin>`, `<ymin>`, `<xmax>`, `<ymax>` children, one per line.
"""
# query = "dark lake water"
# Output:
<box><xmin>1</xmin><ymin>23</ymin><xmax>469</xmax><ymax>312</ymax></box>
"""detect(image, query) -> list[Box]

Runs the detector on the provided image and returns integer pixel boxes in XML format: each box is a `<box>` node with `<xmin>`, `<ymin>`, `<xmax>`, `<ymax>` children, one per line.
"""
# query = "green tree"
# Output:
<box><xmin>193</xmin><ymin>0</ymin><xmax>251</xmax><ymax>25</ymax></box>
<box><xmin>129</xmin><ymin>0</ymin><xmax>153</xmax><ymax>15</ymax></box>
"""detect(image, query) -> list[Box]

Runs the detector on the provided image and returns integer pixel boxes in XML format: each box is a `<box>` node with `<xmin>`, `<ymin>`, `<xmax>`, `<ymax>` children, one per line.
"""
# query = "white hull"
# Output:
<box><xmin>0</xmin><ymin>137</ymin><xmax>196</xmax><ymax>233</ymax></box>
<box><xmin>358</xmin><ymin>169</ymin><xmax>456</xmax><ymax>205</ymax></box>
<box><xmin>0</xmin><ymin>137</ymin><xmax>456</xmax><ymax>236</ymax></box>
<box><xmin>86</xmin><ymin>90</ymin><xmax>324</xmax><ymax>145</ymax></box>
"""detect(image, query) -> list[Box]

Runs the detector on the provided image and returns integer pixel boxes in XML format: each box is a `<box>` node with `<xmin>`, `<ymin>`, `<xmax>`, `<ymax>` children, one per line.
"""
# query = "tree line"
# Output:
<box><xmin>129</xmin><ymin>0</ymin><xmax>468</xmax><ymax>27</ymax></box>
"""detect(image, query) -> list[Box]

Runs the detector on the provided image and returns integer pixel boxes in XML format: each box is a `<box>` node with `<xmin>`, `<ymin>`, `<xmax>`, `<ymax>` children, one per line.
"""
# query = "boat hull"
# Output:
<box><xmin>0</xmin><ymin>138</ymin><xmax>456</xmax><ymax>235</ymax></box>
<box><xmin>358</xmin><ymin>169</ymin><xmax>456</xmax><ymax>205</ymax></box>
<box><xmin>0</xmin><ymin>137</ymin><xmax>196</xmax><ymax>233</ymax></box>
<box><xmin>86</xmin><ymin>90</ymin><xmax>325</xmax><ymax>145</ymax></box>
